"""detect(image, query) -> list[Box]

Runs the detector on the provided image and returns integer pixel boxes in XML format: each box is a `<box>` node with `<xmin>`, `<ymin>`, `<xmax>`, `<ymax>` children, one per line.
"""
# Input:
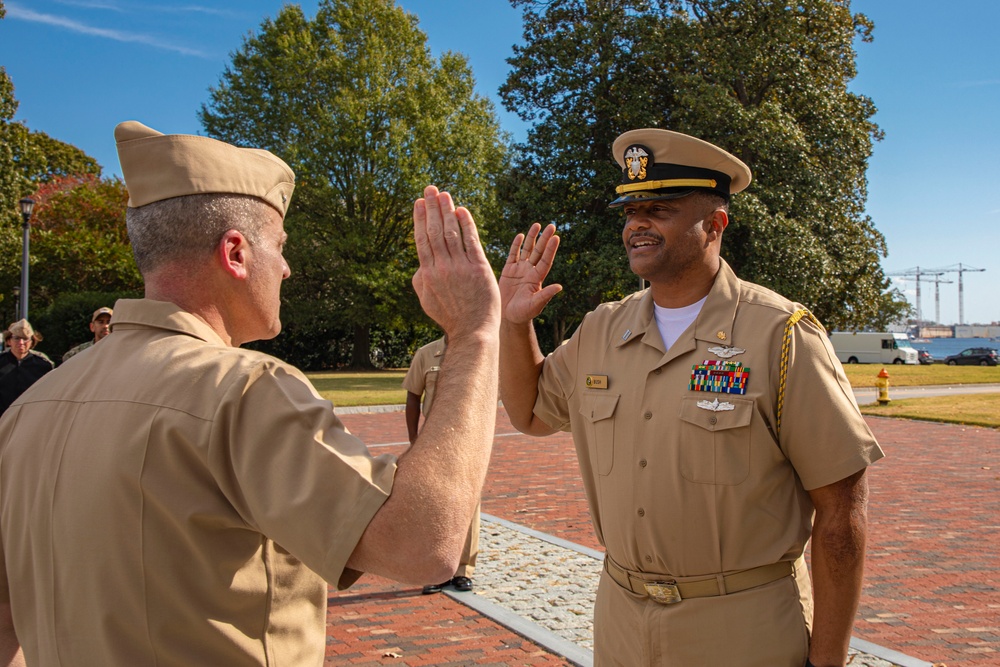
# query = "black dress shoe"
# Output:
<box><xmin>422</xmin><ymin>580</ymin><xmax>450</xmax><ymax>595</ymax></box>
<box><xmin>451</xmin><ymin>576</ymin><xmax>473</xmax><ymax>592</ymax></box>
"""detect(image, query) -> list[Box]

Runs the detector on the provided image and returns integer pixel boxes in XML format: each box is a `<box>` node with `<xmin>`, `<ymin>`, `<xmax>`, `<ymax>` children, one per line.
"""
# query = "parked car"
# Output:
<box><xmin>944</xmin><ymin>347</ymin><xmax>999</xmax><ymax>366</ymax></box>
<box><xmin>917</xmin><ymin>349</ymin><xmax>934</xmax><ymax>365</ymax></box>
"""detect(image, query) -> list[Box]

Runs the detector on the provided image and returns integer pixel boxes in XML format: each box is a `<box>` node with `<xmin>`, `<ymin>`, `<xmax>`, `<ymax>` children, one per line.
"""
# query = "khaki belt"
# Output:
<box><xmin>604</xmin><ymin>555</ymin><xmax>794</xmax><ymax>605</ymax></box>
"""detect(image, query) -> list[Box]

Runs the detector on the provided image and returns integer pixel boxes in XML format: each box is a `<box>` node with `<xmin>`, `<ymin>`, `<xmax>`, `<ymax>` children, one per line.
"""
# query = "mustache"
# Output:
<box><xmin>627</xmin><ymin>232</ymin><xmax>663</xmax><ymax>245</ymax></box>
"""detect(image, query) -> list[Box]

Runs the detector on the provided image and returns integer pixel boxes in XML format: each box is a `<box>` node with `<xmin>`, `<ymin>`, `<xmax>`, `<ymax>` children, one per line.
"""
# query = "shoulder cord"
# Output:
<box><xmin>776</xmin><ymin>308</ymin><xmax>825</xmax><ymax>438</ymax></box>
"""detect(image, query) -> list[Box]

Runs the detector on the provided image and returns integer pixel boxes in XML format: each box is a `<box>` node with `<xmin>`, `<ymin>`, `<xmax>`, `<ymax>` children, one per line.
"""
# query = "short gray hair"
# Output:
<box><xmin>126</xmin><ymin>194</ymin><xmax>270</xmax><ymax>274</ymax></box>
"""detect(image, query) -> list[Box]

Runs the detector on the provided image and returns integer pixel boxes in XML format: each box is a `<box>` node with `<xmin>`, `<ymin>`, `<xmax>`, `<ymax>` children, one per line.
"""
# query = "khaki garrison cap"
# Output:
<box><xmin>609</xmin><ymin>128</ymin><xmax>751</xmax><ymax>207</ymax></box>
<box><xmin>7</xmin><ymin>319</ymin><xmax>34</xmax><ymax>339</ymax></box>
<box><xmin>114</xmin><ymin>121</ymin><xmax>295</xmax><ymax>217</ymax></box>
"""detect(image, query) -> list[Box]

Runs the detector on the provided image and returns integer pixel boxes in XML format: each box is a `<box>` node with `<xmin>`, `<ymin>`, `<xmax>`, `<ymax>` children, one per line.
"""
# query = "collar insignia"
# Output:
<box><xmin>622</xmin><ymin>329</ymin><xmax>632</xmax><ymax>341</ymax></box>
<box><xmin>697</xmin><ymin>398</ymin><xmax>736</xmax><ymax>412</ymax></box>
<box><xmin>708</xmin><ymin>345</ymin><xmax>745</xmax><ymax>359</ymax></box>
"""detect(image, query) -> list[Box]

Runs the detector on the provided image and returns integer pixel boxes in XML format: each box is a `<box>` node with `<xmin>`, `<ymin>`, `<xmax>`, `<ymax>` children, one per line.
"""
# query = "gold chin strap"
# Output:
<box><xmin>776</xmin><ymin>308</ymin><xmax>825</xmax><ymax>437</ymax></box>
<box><xmin>615</xmin><ymin>178</ymin><xmax>718</xmax><ymax>194</ymax></box>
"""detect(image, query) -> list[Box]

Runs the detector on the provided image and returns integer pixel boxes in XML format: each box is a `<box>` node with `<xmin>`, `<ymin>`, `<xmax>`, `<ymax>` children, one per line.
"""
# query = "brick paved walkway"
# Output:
<box><xmin>329</xmin><ymin>409</ymin><xmax>998</xmax><ymax>666</ymax></box>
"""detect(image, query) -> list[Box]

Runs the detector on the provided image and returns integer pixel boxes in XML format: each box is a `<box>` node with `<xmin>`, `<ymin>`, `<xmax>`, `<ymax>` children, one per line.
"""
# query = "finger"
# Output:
<box><xmin>535</xmin><ymin>228</ymin><xmax>561</xmax><ymax>278</ymax></box>
<box><xmin>521</xmin><ymin>222</ymin><xmax>541</xmax><ymax>257</ymax></box>
<box><xmin>506</xmin><ymin>233</ymin><xmax>526</xmax><ymax>265</ymax></box>
<box><xmin>422</xmin><ymin>185</ymin><xmax>446</xmax><ymax>259</ymax></box>
<box><xmin>529</xmin><ymin>223</ymin><xmax>557</xmax><ymax>262</ymax></box>
<box><xmin>455</xmin><ymin>206</ymin><xmax>484</xmax><ymax>260</ymax></box>
<box><xmin>436</xmin><ymin>190</ymin><xmax>463</xmax><ymax>257</ymax></box>
<box><xmin>531</xmin><ymin>283</ymin><xmax>564</xmax><ymax>312</ymax></box>
<box><xmin>413</xmin><ymin>197</ymin><xmax>432</xmax><ymax>267</ymax></box>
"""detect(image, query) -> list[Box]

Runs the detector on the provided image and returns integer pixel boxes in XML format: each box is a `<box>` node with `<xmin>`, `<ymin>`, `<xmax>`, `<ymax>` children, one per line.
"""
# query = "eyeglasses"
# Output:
<box><xmin>10</xmin><ymin>336</ymin><xmax>30</xmax><ymax>342</ymax></box>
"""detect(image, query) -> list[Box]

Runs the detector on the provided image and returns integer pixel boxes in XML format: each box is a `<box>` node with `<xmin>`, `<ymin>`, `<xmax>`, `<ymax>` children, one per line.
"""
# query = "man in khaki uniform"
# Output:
<box><xmin>402</xmin><ymin>336</ymin><xmax>480</xmax><ymax>594</ymax></box>
<box><xmin>61</xmin><ymin>306</ymin><xmax>113</xmax><ymax>363</ymax></box>
<box><xmin>0</xmin><ymin>121</ymin><xmax>501</xmax><ymax>665</ymax></box>
<box><xmin>499</xmin><ymin>129</ymin><xmax>883</xmax><ymax>667</ymax></box>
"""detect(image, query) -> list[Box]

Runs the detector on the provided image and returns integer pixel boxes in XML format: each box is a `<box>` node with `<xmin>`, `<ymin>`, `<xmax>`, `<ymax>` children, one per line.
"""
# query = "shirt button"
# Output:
<box><xmin>637</xmin><ymin>508</ymin><xmax>645</xmax><ymax>517</ymax></box>
<box><xmin>709</xmin><ymin>416</ymin><xmax>718</xmax><ymax>425</ymax></box>
<box><xmin>645</xmin><ymin>555</ymin><xmax>653</xmax><ymax>563</ymax></box>
<box><xmin>644</xmin><ymin>411</ymin><xmax>652</xmax><ymax>420</ymax></box>
<box><xmin>639</xmin><ymin>459</ymin><xmax>647</xmax><ymax>468</ymax></box>
<box><xmin>653</xmin><ymin>368</ymin><xmax>662</xmax><ymax>375</ymax></box>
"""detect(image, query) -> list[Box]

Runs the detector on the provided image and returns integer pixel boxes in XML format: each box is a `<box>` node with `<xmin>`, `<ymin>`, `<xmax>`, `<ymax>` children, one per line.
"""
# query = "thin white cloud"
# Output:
<box><xmin>6</xmin><ymin>4</ymin><xmax>210</xmax><ymax>58</ymax></box>
<box><xmin>54</xmin><ymin>0</ymin><xmax>240</xmax><ymax>17</ymax></box>
<box><xmin>53</xmin><ymin>0</ymin><xmax>126</xmax><ymax>11</ymax></box>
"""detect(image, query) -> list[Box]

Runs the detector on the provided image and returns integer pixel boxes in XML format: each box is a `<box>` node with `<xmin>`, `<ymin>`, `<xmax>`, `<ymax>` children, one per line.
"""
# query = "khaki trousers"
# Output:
<box><xmin>593</xmin><ymin>557</ymin><xmax>813</xmax><ymax>666</ymax></box>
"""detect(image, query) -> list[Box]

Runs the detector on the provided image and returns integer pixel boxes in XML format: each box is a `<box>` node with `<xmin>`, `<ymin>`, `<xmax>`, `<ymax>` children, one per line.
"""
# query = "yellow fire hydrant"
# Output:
<box><xmin>875</xmin><ymin>367</ymin><xmax>891</xmax><ymax>405</ymax></box>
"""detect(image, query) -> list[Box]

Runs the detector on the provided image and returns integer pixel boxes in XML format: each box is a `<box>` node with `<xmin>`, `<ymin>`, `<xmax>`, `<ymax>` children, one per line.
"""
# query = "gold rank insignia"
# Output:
<box><xmin>716</xmin><ymin>331</ymin><xmax>727</xmax><ymax>341</ymax></box>
<box><xmin>586</xmin><ymin>375</ymin><xmax>608</xmax><ymax>389</ymax></box>
<box><xmin>624</xmin><ymin>145</ymin><xmax>649</xmax><ymax>181</ymax></box>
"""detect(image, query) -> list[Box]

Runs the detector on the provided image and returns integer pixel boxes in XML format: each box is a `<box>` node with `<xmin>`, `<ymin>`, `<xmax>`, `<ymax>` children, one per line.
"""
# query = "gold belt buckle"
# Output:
<box><xmin>643</xmin><ymin>580</ymin><xmax>682</xmax><ymax>604</ymax></box>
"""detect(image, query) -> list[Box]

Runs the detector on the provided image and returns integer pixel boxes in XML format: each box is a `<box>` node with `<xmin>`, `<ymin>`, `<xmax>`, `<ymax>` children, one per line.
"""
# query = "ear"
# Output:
<box><xmin>705</xmin><ymin>209</ymin><xmax>729</xmax><ymax>241</ymax></box>
<box><xmin>217</xmin><ymin>229</ymin><xmax>251</xmax><ymax>281</ymax></box>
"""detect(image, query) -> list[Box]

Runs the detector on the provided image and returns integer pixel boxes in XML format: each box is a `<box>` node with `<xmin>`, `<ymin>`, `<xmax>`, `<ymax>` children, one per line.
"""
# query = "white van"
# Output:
<box><xmin>829</xmin><ymin>332</ymin><xmax>919</xmax><ymax>365</ymax></box>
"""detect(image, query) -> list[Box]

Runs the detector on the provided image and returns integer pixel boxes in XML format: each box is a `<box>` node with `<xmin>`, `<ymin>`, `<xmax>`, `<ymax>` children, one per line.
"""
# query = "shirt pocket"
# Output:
<box><xmin>678</xmin><ymin>396</ymin><xmax>753</xmax><ymax>485</ymax></box>
<box><xmin>579</xmin><ymin>393</ymin><xmax>620</xmax><ymax>476</ymax></box>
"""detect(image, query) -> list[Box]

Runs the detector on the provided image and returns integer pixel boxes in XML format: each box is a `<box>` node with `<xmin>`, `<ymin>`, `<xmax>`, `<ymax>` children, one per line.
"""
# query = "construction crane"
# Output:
<box><xmin>887</xmin><ymin>267</ymin><xmax>951</xmax><ymax>325</ymax></box>
<box><xmin>928</xmin><ymin>263</ymin><xmax>986</xmax><ymax>325</ymax></box>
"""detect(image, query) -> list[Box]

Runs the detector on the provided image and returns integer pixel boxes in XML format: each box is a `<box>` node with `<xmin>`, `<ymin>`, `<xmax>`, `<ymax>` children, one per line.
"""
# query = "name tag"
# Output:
<box><xmin>586</xmin><ymin>374</ymin><xmax>608</xmax><ymax>389</ymax></box>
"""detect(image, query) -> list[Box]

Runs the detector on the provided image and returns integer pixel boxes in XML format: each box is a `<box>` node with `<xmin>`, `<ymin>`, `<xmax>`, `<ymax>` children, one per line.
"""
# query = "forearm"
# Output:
<box><xmin>349</xmin><ymin>331</ymin><xmax>499</xmax><ymax>583</ymax></box>
<box><xmin>808</xmin><ymin>474</ymin><xmax>869</xmax><ymax>666</ymax></box>
<box><xmin>499</xmin><ymin>319</ymin><xmax>555</xmax><ymax>436</ymax></box>
<box><xmin>404</xmin><ymin>393</ymin><xmax>421</xmax><ymax>444</ymax></box>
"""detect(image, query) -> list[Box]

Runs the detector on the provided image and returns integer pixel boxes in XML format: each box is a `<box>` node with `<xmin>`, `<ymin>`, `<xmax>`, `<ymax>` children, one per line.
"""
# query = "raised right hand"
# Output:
<box><xmin>411</xmin><ymin>185</ymin><xmax>501</xmax><ymax>340</ymax></box>
<box><xmin>499</xmin><ymin>223</ymin><xmax>563</xmax><ymax>325</ymax></box>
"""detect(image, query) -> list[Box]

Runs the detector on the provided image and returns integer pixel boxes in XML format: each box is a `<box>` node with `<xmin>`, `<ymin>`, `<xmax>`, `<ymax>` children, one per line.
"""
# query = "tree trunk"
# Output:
<box><xmin>350</xmin><ymin>323</ymin><xmax>373</xmax><ymax>369</ymax></box>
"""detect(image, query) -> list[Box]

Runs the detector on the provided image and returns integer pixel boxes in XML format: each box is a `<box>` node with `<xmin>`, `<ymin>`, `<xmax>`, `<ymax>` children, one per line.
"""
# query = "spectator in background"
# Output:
<box><xmin>403</xmin><ymin>335</ymin><xmax>481</xmax><ymax>594</ymax></box>
<box><xmin>0</xmin><ymin>319</ymin><xmax>54</xmax><ymax>415</ymax></box>
<box><xmin>62</xmin><ymin>307</ymin><xmax>113</xmax><ymax>363</ymax></box>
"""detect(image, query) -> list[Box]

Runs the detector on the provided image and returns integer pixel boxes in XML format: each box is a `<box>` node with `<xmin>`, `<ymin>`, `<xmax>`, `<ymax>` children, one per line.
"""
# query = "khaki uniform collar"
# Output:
<box><xmin>110</xmin><ymin>299</ymin><xmax>229</xmax><ymax>347</ymax></box>
<box><xmin>613</xmin><ymin>258</ymin><xmax>741</xmax><ymax>354</ymax></box>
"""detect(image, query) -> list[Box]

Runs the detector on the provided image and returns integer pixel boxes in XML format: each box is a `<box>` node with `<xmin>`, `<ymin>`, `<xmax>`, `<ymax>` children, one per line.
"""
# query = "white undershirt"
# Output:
<box><xmin>653</xmin><ymin>296</ymin><xmax>708</xmax><ymax>351</ymax></box>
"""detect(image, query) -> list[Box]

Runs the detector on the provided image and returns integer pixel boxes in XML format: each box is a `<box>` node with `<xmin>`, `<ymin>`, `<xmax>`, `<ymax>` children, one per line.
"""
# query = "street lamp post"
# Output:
<box><xmin>18</xmin><ymin>198</ymin><xmax>34</xmax><ymax>321</ymax></box>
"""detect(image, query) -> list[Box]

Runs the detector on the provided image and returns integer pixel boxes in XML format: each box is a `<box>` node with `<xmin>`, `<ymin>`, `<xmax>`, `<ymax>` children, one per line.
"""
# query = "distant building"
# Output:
<box><xmin>954</xmin><ymin>325</ymin><xmax>1000</xmax><ymax>339</ymax></box>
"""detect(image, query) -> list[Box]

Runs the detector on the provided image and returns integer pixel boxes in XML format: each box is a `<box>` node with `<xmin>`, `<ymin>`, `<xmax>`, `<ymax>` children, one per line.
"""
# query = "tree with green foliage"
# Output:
<box><xmin>500</xmin><ymin>0</ymin><xmax>895</xmax><ymax>343</ymax></box>
<box><xmin>24</xmin><ymin>175</ymin><xmax>140</xmax><ymax>309</ymax></box>
<box><xmin>498</xmin><ymin>0</ymin><xmax>675</xmax><ymax>349</ymax></box>
<box><xmin>200</xmin><ymin>0</ymin><xmax>508</xmax><ymax>368</ymax></box>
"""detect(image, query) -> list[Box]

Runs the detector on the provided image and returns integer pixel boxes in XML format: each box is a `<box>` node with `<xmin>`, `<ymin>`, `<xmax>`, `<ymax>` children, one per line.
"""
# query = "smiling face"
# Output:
<box><xmin>620</xmin><ymin>195</ymin><xmax>727</xmax><ymax>291</ymax></box>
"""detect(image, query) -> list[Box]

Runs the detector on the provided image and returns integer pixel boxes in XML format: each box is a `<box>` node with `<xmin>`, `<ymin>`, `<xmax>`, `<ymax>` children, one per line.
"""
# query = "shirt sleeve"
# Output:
<box><xmin>532</xmin><ymin>317</ymin><xmax>588</xmax><ymax>432</ymax></box>
<box><xmin>209</xmin><ymin>362</ymin><xmax>396</xmax><ymax>587</ymax></box>
<box><xmin>401</xmin><ymin>348</ymin><xmax>427</xmax><ymax>396</ymax></box>
<box><xmin>776</xmin><ymin>316</ymin><xmax>885</xmax><ymax>490</ymax></box>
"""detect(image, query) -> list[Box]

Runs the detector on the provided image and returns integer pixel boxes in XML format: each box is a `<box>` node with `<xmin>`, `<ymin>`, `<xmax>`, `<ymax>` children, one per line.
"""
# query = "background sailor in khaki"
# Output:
<box><xmin>0</xmin><ymin>121</ymin><xmax>501</xmax><ymax>666</ymax></box>
<box><xmin>61</xmin><ymin>306</ymin><xmax>113</xmax><ymax>362</ymax></box>
<box><xmin>403</xmin><ymin>335</ymin><xmax>481</xmax><ymax>594</ymax></box>
<box><xmin>499</xmin><ymin>128</ymin><xmax>883</xmax><ymax>667</ymax></box>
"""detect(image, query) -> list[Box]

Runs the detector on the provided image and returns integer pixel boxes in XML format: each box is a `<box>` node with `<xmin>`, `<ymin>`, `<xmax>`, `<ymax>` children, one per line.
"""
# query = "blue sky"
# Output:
<box><xmin>2</xmin><ymin>0</ymin><xmax>998</xmax><ymax>326</ymax></box>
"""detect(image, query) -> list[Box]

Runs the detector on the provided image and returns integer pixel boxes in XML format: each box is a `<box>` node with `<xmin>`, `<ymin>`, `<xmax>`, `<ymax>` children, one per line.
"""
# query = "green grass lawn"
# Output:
<box><xmin>307</xmin><ymin>370</ymin><xmax>408</xmax><ymax>407</ymax></box>
<box><xmin>860</xmin><ymin>393</ymin><xmax>1000</xmax><ymax>429</ymax></box>
<box><xmin>305</xmin><ymin>363</ymin><xmax>1000</xmax><ymax>427</ymax></box>
<box><xmin>840</xmin><ymin>363</ymin><xmax>1000</xmax><ymax>388</ymax></box>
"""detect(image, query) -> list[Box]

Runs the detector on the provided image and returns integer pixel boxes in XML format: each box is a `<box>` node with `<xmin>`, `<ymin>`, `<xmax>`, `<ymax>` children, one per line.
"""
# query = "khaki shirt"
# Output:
<box><xmin>534</xmin><ymin>260</ymin><xmax>884</xmax><ymax>578</ymax></box>
<box><xmin>0</xmin><ymin>299</ymin><xmax>396</xmax><ymax>666</ymax></box>
<box><xmin>401</xmin><ymin>337</ymin><xmax>446</xmax><ymax>416</ymax></box>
